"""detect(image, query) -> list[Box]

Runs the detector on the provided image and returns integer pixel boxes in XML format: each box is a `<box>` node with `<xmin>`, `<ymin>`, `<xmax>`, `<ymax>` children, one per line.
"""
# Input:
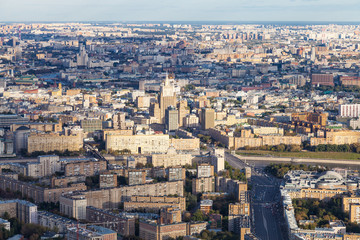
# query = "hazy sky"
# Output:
<box><xmin>1</xmin><ymin>0</ymin><xmax>360</xmax><ymax>22</ymax></box>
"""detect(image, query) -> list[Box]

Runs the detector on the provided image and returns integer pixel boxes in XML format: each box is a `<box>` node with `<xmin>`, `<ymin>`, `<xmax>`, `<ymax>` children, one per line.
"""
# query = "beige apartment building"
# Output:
<box><xmin>64</xmin><ymin>160</ymin><xmax>107</xmax><ymax>176</ymax></box>
<box><xmin>106</xmin><ymin>134</ymin><xmax>170</xmax><ymax>154</ymax></box>
<box><xmin>27</xmin><ymin>132</ymin><xmax>83</xmax><ymax>153</ymax></box>
<box><xmin>59</xmin><ymin>194</ymin><xmax>87</xmax><ymax>220</ymax></box>
<box><xmin>169</xmin><ymin>137</ymin><xmax>200</xmax><ymax>151</ymax></box>
<box><xmin>229</xmin><ymin>202</ymin><xmax>250</xmax><ymax>216</ymax></box>
<box><xmin>350</xmin><ymin>204</ymin><xmax>360</xmax><ymax>223</ymax></box>
<box><xmin>86</xmin><ymin>206</ymin><xmax>135</xmax><ymax>236</ymax></box>
<box><xmin>123</xmin><ymin>196</ymin><xmax>186</xmax><ymax>212</ymax></box>
<box><xmin>287</xmin><ymin>188</ymin><xmax>346</xmax><ymax>201</ymax></box>
<box><xmin>209</xmin><ymin>128</ymin><xmax>301</xmax><ymax>149</ymax></box>
<box><xmin>0</xmin><ymin>200</ymin><xmax>37</xmax><ymax>224</ymax></box>
<box><xmin>151</xmin><ymin>151</ymin><xmax>193</xmax><ymax>168</ymax></box>
<box><xmin>84</xmin><ymin>180</ymin><xmax>184</xmax><ymax>209</ymax></box>
<box><xmin>311</xmin><ymin>131</ymin><xmax>360</xmax><ymax>146</ymax></box>
<box><xmin>11</xmin><ymin>122</ymin><xmax>62</xmax><ymax>132</ymax></box>
<box><xmin>0</xmin><ymin>175</ymin><xmax>87</xmax><ymax>203</ymax></box>
<box><xmin>192</xmin><ymin>176</ymin><xmax>215</xmax><ymax>194</ymax></box>
<box><xmin>216</xmin><ymin>177</ymin><xmax>248</xmax><ymax>202</ymax></box>
<box><xmin>140</xmin><ymin>221</ymin><xmax>187</xmax><ymax>240</ymax></box>
<box><xmin>343</xmin><ymin>197</ymin><xmax>360</xmax><ymax>212</ymax></box>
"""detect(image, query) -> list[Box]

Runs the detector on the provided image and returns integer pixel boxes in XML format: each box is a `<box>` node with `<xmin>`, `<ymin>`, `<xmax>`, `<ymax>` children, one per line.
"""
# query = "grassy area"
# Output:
<box><xmin>235</xmin><ymin>150</ymin><xmax>360</xmax><ymax>160</ymax></box>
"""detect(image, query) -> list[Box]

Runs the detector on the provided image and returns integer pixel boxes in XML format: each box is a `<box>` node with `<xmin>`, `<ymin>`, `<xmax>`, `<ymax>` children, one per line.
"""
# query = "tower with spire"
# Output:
<box><xmin>158</xmin><ymin>73</ymin><xmax>176</xmax><ymax>124</ymax></box>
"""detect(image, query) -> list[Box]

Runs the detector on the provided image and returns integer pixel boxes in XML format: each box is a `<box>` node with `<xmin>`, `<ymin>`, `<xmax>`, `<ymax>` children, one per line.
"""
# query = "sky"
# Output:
<box><xmin>0</xmin><ymin>0</ymin><xmax>360</xmax><ymax>22</ymax></box>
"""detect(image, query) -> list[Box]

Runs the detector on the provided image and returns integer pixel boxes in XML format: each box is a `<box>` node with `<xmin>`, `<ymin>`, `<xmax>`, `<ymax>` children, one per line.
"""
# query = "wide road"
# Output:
<box><xmin>226</xmin><ymin>153</ymin><xmax>287</xmax><ymax>240</ymax></box>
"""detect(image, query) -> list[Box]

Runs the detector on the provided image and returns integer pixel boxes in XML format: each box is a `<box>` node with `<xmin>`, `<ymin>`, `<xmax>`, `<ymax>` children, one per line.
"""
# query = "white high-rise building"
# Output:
<box><xmin>339</xmin><ymin>104</ymin><xmax>360</xmax><ymax>118</ymax></box>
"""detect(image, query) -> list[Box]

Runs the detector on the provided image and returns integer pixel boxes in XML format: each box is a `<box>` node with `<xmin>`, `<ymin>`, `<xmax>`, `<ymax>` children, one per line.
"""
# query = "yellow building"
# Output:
<box><xmin>177</xmin><ymin>100</ymin><xmax>189</xmax><ymax>127</ymax></box>
<box><xmin>192</xmin><ymin>176</ymin><xmax>215</xmax><ymax>194</ymax></box>
<box><xmin>350</xmin><ymin>204</ymin><xmax>360</xmax><ymax>223</ymax></box>
<box><xmin>291</xmin><ymin>112</ymin><xmax>328</xmax><ymax>126</ymax></box>
<box><xmin>228</xmin><ymin>202</ymin><xmax>250</xmax><ymax>216</ymax></box>
<box><xmin>151</xmin><ymin>150</ymin><xmax>193</xmax><ymax>168</ymax></box>
<box><xmin>343</xmin><ymin>233</ymin><xmax>360</xmax><ymax>240</ymax></box>
<box><xmin>311</xmin><ymin>131</ymin><xmax>360</xmax><ymax>146</ymax></box>
<box><xmin>209</xmin><ymin>127</ymin><xmax>301</xmax><ymax>150</ymax></box>
<box><xmin>27</xmin><ymin>133</ymin><xmax>83</xmax><ymax>153</ymax></box>
<box><xmin>106</xmin><ymin>134</ymin><xmax>170</xmax><ymax>154</ymax></box>
<box><xmin>169</xmin><ymin>138</ymin><xmax>200</xmax><ymax>151</ymax></box>
<box><xmin>66</xmin><ymin>89</ymin><xmax>81</xmax><ymax>96</ymax></box>
<box><xmin>343</xmin><ymin>197</ymin><xmax>360</xmax><ymax>212</ymax></box>
<box><xmin>159</xmin><ymin>76</ymin><xmax>176</xmax><ymax>124</ymax></box>
<box><xmin>287</xmin><ymin>188</ymin><xmax>346</xmax><ymax>201</ymax></box>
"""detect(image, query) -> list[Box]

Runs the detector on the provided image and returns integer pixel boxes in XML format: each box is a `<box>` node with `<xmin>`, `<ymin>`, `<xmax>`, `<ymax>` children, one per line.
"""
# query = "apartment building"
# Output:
<box><xmin>37</xmin><ymin>211</ymin><xmax>76</xmax><ymax>234</ymax></box>
<box><xmin>99</xmin><ymin>172</ymin><xmax>117</xmax><ymax>188</ymax></box>
<box><xmin>64</xmin><ymin>159</ymin><xmax>107</xmax><ymax>176</ymax></box>
<box><xmin>0</xmin><ymin>199</ymin><xmax>37</xmax><ymax>224</ymax></box>
<box><xmin>287</xmin><ymin>188</ymin><xmax>346</xmax><ymax>201</ymax></box>
<box><xmin>123</xmin><ymin>196</ymin><xmax>186</xmax><ymax>212</ymax></box>
<box><xmin>192</xmin><ymin>176</ymin><xmax>215</xmax><ymax>194</ymax></box>
<box><xmin>151</xmin><ymin>150</ymin><xmax>193</xmax><ymax>168</ymax></box>
<box><xmin>67</xmin><ymin>225</ymin><xmax>117</xmax><ymax>240</ymax></box>
<box><xmin>27</xmin><ymin>155</ymin><xmax>61</xmax><ymax>178</ymax></box>
<box><xmin>59</xmin><ymin>194</ymin><xmax>87</xmax><ymax>220</ymax></box>
<box><xmin>86</xmin><ymin>206</ymin><xmax>135</xmax><ymax>236</ymax></box>
<box><xmin>106</xmin><ymin>134</ymin><xmax>170</xmax><ymax>154</ymax></box>
<box><xmin>128</xmin><ymin>169</ymin><xmax>147</xmax><ymax>186</ymax></box>
<box><xmin>27</xmin><ymin>132</ymin><xmax>82</xmax><ymax>153</ymax></box>
<box><xmin>84</xmin><ymin>180</ymin><xmax>184</xmax><ymax>209</ymax></box>
<box><xmin>216</xmin><ymin>177</ymin><xmax>248</xmax><ymax>202</ymax></box>
<box><xmin>0</xmin><ymin>175</ymin><xmax>87</xmax><ymax>203</ymax></box>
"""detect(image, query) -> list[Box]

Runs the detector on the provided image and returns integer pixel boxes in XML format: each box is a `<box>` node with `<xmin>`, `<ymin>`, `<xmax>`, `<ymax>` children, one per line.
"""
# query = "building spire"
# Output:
<box><xmin>165</xmin><ymin>72</ymin><xmax>169</xmax><ymax>86</ymax></box>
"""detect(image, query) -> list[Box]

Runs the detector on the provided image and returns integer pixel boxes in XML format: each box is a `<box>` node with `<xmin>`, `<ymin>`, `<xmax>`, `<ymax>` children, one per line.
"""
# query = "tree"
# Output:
<box><xmin>191</xmin><ymin>210</ymin><xmax>207</xmax><ymax>222</ymax></box>
<box><xmin>21</xmin><ymin>223</ymin><xmax>47</xmax><ymax>238</ymax></box>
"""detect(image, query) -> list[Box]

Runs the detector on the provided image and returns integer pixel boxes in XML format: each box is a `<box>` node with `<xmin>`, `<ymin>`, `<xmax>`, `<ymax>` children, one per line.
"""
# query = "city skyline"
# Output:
<box><xmin>1</xmin><ymin>0</ymin><xmax>360</xmax><ymax>22</ymax></box>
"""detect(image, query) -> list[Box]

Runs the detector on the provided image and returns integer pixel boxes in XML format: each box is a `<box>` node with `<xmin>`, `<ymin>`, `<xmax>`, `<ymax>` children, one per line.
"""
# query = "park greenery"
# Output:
<box><xmin>195</xmin><ymin>230</ymin><xmax>240</xmax><ymax>240</ymax></box>
<box><xmin>21</xmin><ymin>149</ymin><xmax>85</xmax><ymax>158</ymax></box>
<box><xmin>243</xmin><ymin>144</ymin><xmax>302</xmax><ymax>152</ymax></box>
<box><xmin>0</xmin><ymin>211</ymin><xmax>56</xmax><ymax>240</ymax></box>
<box><xmin>311</xmin><ymin>143</ymin><xmax>360</xmax><ymax>153</ymax></box>
<box><xmin>293</xmin><ymin>198</ymin><xmax>360</xmax><ymax>233</ymax></box>
<box><xmin>223</xmin><ymin>161</ymin><xmax>247</xmax><ymax>182</ymax></box>
<box><xmin>265</xmin><ymin>163</ymin><xmax>326</xmax><ymax>178</ymax></box>
<box><xmin>85</xmin><ymin>175</ymin><xmax>100</xmax><ymax>189</ymax></box>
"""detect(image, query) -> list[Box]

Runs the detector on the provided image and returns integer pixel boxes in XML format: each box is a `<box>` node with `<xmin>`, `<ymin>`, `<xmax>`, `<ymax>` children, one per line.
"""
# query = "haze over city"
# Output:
<box><xmin>1</xmin><ymin>0</ymin><xmax>360</xmax><ymax>22</ymax></box>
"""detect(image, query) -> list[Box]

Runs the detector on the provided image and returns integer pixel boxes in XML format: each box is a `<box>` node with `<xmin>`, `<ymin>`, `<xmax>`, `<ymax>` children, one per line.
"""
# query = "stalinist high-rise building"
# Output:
<box><xmin>158</xmin><ymin>74</ymin><xmax>177</xmax><ymax>124</ymax></box>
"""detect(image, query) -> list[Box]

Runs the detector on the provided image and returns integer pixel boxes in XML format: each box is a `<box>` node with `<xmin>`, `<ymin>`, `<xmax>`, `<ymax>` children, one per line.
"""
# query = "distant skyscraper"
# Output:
<box><xmin>159</xmin><ymin>74</ymin><xmax>176</xmax><ymax>124</ymax></box>
<box><xmin>150</xmin><ymin>102</ymin><xmax>161</xmax><ymax>123</ymax></box>
<box><xmin>165</xmin><ymin>106</ymin><xmax>178</xmax><ymax>132</ymax></box>
<box><xmin>76</xmin><ymin>44</ymin><xmax>89</xmax><ymax>67</ymax></box>
<box><xmin>113</xmin><ymin>112</ymin><xmax>126</xmax><ymax>130</ymax></box>
<box><xmin>177</xmin><ymin>100</ymin><xmax>189</xmax><ymax>127</ymax></box>
<box><xmin>310</xmin><ymin>47</ymin><xmax>316</xmax><ymax>61</ymax></box>
<box><xmin>201</xmin><ymin>108</ymin><xmax>215</xmax><ymax>130</ymax></box>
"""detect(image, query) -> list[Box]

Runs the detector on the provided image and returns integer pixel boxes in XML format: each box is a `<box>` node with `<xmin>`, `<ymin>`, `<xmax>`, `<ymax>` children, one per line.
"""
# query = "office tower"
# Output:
<box><xmin>339</xmin><ymin>104</ymin><xmax>360</xmax><ymax>118</ymax></box>
<box><xmin>81</xmin><ymin>119</ymin><xmax>103</xmax><ymax>133</ymax></box>
<box><xmin>149</xmin><ymin>102</ymin><xmax>161</xmax><ymax>123</ymax></box>
<box><xmin>158</xmin><ymin>75</ymin><xmax>176</xmax><ymax>124</ymax></box>
<box><xmin>113</xmin><ymin>112</ymin><xmax>126</xmax><ymax>130</ymax></box>
<box><xmin>177</xmin><ymin>100</ymin><xmax>189</xmax><ymax>127</ymax></box>
<box><xmin>201</xmin><ymin>108</ymin><xmax>215</xmax><ymax>130</ymax></box>
<box><xmin>165</xmin><ymin>106</ymin><xmax>178</xmax><ymax>132</ymax></box>
<box><xmin>76</xmin><ymin>44</ymin><xmax>89</xmax><ymax>67</ymax></box>
<box><xmin>184</xmin><ymin>114</ymin><xmax>199</xmax><ymax>128</ymax></box>
<box><xmin>310</xmin><ymin>47</ymin><xmax>316</xmax><ymax>61</ymax></box>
